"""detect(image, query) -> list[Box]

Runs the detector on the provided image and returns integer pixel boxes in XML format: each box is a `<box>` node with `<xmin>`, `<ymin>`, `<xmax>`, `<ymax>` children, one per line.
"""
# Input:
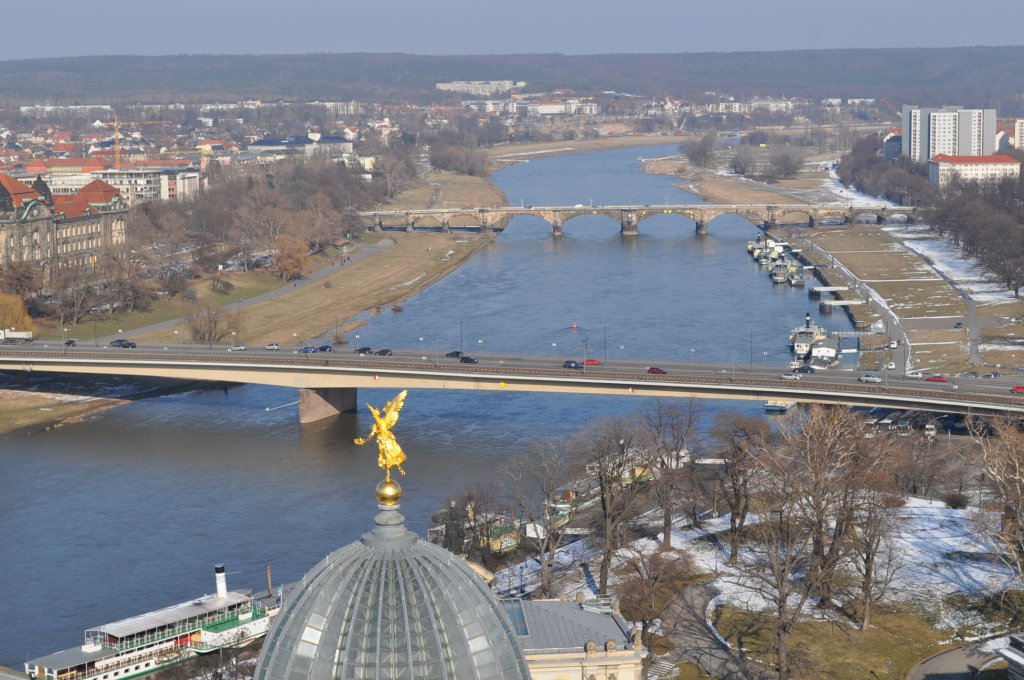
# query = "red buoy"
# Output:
<box><xmin>572</xmin><ymin>322</ymin><xmax>578</xmax><ymax>329</ymax></box>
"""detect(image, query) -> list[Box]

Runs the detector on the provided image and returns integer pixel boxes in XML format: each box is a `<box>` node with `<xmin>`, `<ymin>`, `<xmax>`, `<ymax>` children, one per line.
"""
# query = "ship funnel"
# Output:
<box><xmin>805</xmin><ymin>313</ymin><xmax>811</xmax><ymax>328</ymax></box>
<box><xmin>215</xmin><ymin>563</ymin><xmax>227</xmax><ymax>598</ymax></box>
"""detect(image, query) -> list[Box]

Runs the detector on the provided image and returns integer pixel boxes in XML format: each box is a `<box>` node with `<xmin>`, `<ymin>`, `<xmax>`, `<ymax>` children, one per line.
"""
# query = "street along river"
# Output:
<box><xmin>0</xmin><ymin>143</ymin><xmax>852</xmax><ymax>664</ymax></box>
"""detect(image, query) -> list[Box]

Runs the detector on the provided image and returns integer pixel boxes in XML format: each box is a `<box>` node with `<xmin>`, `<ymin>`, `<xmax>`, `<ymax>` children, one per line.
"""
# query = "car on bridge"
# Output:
<box><xmin>446</xmin><ymin>351</ymin><xmax>463</xmax><ymax>358</ymax></box>
<box><xmin>109</xmin><ymin>339</ymin><xmax>136</xmax><ymax>349</ymax></box>
<box><xmin>228</xmin><ymin>343</ymin><xmax>247</xmax><ymax>352</ymax></box>
<box><xmin>1012</xmin><ymin>386</ymin><xmax>1024</xmax><ymax>394</ymax></box>
<box><xmin>858</xmin><ymin>373</ymin><xmax>882</xmax><ymax>383</ymax></box>
<box><xmin>375</xmin><ymin>348</ymin><xmax>393</xmax><ymax>356</ymax></box>
<box><xmin>780</xmin><ymin>372</ymin><xmax>801</xmax><ymax>381</ymax></box>
<box><xmin>316</xmin><ymin>345</ymin><xmax>333</xmax><ymax>352</ymax></box>
<box><xmin>299</xmin><ymin>346</ymin><xmax>317</xmax><ymax>354</ymax></box>
<box><xmin>927</xmin><ymin>375</ymin><xmax>949</xmax><ymax>382</ymax></box>
<box><xmin>64</xmin><ymin>339</ymin><xmax>76</xmax><ymax>348</ymax></box>
<box><xmin>354</xmin><ymin>346</ymin><xmax>372</xmax><ymax>354</ymax></box>
<box><xmin>905</xmin><ymin>370</ymin><xmax>924</xmax><ymax>379</ymax></box>
<box><xmin>563</xmin><ymin>360</ymin><xmax>583</xmax><ymax>369</ymax></box>
<box><xmin>460</xmin><ymin>356</ymin><xmax>479</xmax><ymax>364</ymax></box>
<box><xmin>647</xmin><ymin>366</ymin><xmax>667</xmax><ymax>375</ymax></box>
<box><xmin>583</xmin><ymin>359</ymin><xmax>601</xmax><ymax>366</ymax></box>
<box><xmin>264</xmin><ymin>343</ymin><xmax>280</xmax><ymax>351</ymax></box>
<box><xmin>794</xmin><ymin>365</ymin><xmax>815</xmax><ymax>374</ymax></box>
<box><xmin>983</xmin><ymin>372</ymin><xmax>1000</xmax><ymax>379</ymax></box>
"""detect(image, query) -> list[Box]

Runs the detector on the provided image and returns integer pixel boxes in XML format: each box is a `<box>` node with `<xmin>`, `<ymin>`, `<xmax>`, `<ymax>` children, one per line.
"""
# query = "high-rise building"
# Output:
<box><xmin>1015</xmin><ymin>119</ymin><xmax>1024</xmax><ymax>150</ymax></box>
<box><xmin>902</xmin><ymin>105</ymin><xmax>996</xmax><ymax>163</ymax></box>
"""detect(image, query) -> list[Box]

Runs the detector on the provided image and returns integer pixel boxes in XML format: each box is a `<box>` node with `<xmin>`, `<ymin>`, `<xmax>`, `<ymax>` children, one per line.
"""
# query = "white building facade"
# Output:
<box><xmin>903</xmin><ymin>105</ymin><xmax>997</xmax><ymax>163</ymax></box>
<box><xmin>928</xmin><ymin>154</ymin><xmax>1021</xmax><ymax>186</ymax></box>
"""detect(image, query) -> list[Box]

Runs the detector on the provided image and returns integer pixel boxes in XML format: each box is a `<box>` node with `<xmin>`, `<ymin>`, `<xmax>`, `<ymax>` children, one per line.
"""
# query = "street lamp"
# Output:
<box><xmin>749</xmin><ymin>330</ymin><xmax>754</xmax><ymax>369</ymax></box>
<box><xmin>551</xmin><ymin>341</ymin><xmax>557</xmax><ymax>358</ymax></box>
<box><xmin>731</xmin><ymin>346</ymin><xmax>736</xmax><ymax>380</ymax></box>
<box><xmin>459</xmin><ymin>320</ymin><xmax>464</xmax><ymax>355</ymax></box>
<box><xmin>690</xmin><ymin>348</ymin><xmax>695</xmax><ymax>366</ymax></box>
<box><xmin>762</xmin><ymin>351</ymin><xmax>768</xmax><ymax>366</ymax></box>
<box><xmin>418</xmin><ymin>336</ymin><xmax>425</xmax><ymax>360</ymax></box>
<box><xmin>603</xmin><ymin>324</ymin><xmax>608</xmax><ymax>365</ymax></box>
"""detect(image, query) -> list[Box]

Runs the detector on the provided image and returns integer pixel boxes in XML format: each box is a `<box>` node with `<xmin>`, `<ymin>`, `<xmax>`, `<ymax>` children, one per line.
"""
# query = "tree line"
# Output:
<box><xmin>440</xmin><ymin>399</ymin><xmax>1007</xmax><ymax>679</ymax></box>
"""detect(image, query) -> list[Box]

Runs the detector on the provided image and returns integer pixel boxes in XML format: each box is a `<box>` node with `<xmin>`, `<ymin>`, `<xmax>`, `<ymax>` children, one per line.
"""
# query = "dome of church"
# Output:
<box><xmin>254</xmin><ymin>485</ymin><xmax>531</xmax><ymax>680</ymax></box>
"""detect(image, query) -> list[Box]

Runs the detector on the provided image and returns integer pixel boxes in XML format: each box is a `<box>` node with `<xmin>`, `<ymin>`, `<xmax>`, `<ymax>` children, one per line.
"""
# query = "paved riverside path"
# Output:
<box><xmin>907</xmin><ymin>642</ymin><xmax>1001</xmax><ymax>680</ymax></box>
<box><xmin>661</xmin><ymin>584</ymin><xmax>772</xmax><ymax>679</ymax></box>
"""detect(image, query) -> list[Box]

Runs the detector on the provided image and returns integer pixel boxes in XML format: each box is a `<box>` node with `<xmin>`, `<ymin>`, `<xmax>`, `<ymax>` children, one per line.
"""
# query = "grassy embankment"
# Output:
<box><xmin>1</xmin><ymin>169</ymin><xmax>506</xmax><ymax>435</ymax></box>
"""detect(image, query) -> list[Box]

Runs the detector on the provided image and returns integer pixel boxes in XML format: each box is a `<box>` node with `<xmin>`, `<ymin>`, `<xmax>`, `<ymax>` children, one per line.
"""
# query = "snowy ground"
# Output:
<box><xmin>493</xmin><ymin>497</ymin><xmax>1017</xmax><ymax>638</ymax></box>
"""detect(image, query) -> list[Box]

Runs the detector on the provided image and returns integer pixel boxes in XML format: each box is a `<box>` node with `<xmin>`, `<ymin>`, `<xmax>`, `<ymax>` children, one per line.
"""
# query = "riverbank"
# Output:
<box><xmin>0</xmin><ymin>389</ymin><xmax>124</xmax><ymax>436</ymax></box>
<box><xmin>488</xmin><ymin>135</ymin><xmax>676</xmax><ymax>164</ymax></box>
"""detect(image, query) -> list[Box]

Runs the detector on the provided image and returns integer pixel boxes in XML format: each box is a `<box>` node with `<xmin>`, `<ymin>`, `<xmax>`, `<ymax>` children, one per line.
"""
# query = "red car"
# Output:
<box><xmin>926</xmin><ymin>375</ymin><xmax>949</xmax><ymax>382</ymax></box>
<box><xmin>1012</xmin><ymin>386</ymin><xmax>1024</xmax><ymax>394</ymax></box>
<box><xmin>647</xmin><ymin>366</ymin><xmax>667</xmax><ymax>375</ymax></box>
<box><xmin>583</xmin><ymin>359</ymin><xmax>602</xmax><ymax>366</ymax></box>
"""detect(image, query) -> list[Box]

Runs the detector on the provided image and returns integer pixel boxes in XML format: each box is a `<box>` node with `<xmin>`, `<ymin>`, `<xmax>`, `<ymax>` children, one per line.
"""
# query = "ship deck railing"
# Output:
<box><xmin>201</xmin><ymin>607</ymin><xmax>268</xmax><ymax>635</ymax></box>
<box><xmin>95</xmin><ymin>606</ymin><xmax>253</xmax><ymax>652</ymax></box>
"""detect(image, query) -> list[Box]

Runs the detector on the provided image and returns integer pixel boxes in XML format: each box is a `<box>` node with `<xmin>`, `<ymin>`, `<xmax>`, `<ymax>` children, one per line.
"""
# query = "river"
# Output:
<box><xmin>0</xmin><ymin>143</ymin><xmax>852</xmax><ymax>665</ymax></box>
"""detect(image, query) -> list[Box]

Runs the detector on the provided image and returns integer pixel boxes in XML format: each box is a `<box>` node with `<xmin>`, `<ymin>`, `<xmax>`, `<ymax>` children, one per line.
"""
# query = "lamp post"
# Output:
<box><xmin>603</xmin><ymin>325</ymin><xmax>608</xmax><ymax>365</ymax></box>
<box><xmin>582</xmin><ymin>337</ymin><xmax>589</xmax><ymax>369</ymax></box>
<box><xmin>418</xmin><ymin>336</ymin><xmax>425</xmax><ymax>361</ymax></box>
<box><xmin>459</xmin><ymin>320</ymin><xmax>464</xmax><ymax>355</ymax></box>
<box><xmin>731</xmin><ymin>346</ymin><xmax>736</xmax><ymax>380</ymax></box>
<box><xmin>551</xmin><ymin>341</ymin><xmax>557</xmax><ymax>358</ymax></box>
<box><xmin>762</xmin><ymin>351</ymin><xmax>768</xmax><ymax>366</ymax></box>
<box><xmin>92</xmin><ymin>313</ymin><xmax>98</xmax><ymax>347</ymax></box>
<box><xmin>749</xmin><ymin>329</ymin><xmax>753</xmax><ymax>369</ymax></box>
<box><xmin>174</xmin><ymin>329</ymin><xmax>179</xmax><ymax>349</ymax></box>
<box><xmin>690</xmin><ymin>348</ymin><xmax>695</xmax><ymax>366</ymax></box>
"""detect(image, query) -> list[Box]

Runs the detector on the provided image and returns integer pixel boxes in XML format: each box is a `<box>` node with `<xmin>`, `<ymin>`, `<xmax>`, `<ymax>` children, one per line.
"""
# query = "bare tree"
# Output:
<box><xmin>731</xmin><ymin>145</ymin><xmax>757</xmax><ymax>176</ymax></box>
<box><xmin>573</xmin><ymin>417</ymin><xmax>649</xmax><ymax>596</ymax></box>
<box><xmin>743</xmin><ymin>448</ymin><xmax>817</xmax><ymax>680</ymax></box>
<box><xmin>849</xmin><ymin>485</ymin><xmax>904</xmax><ymax>632</ymax></box>
<box><xmin>613</xmin><ymin>545</ymin><xmax>695</xmax><ymax>649</ymax></box>
<box><xmin>682</xmin><ymin>130</ymin><xmax>717</xmax><ymax>168</ymax></box>
<box><xmin>506</xmin><ymin>440</ymin><xmax>583</xmax><ymax>597</ymax></box>
<box><xmin>185</xmin><ymin>305</ymin><xmax>243</xmax><ymax>346</ymax></box>
<box><xmin>640</xmin><ymin>399</ymin><xmax>703</xmax><ymax>548</ymax></box>
<box><xmin>965</xmin><ymin>415</ymin><xmax>1024</xmax><ymax>619</ymax></box>
<box><xmin>711</xmin><ymin>412</ymin><xmax>771</xmax><ymax>564</ymax></box>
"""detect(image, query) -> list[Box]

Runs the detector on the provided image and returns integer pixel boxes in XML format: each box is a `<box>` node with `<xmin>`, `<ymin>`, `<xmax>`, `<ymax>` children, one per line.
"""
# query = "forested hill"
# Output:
<box><xmin>1</xmin><ymin>46</ymin><xmax>1023</xmax><ymax>109</ymax></box>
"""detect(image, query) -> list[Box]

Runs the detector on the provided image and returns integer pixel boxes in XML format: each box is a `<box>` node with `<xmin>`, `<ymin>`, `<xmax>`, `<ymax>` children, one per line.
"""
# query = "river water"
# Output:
<box><xmin>0</xmin><ymin>144</ymin><xmax>852</xmax><ymax>665</ymax></box>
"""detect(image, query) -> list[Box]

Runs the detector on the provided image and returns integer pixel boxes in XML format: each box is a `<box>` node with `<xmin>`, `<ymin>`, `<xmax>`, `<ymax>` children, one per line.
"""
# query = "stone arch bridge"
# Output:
<box><xmin>358</xmin><ymin>203</ymin><xmax>919</xmax><ymax>236</ymax></box>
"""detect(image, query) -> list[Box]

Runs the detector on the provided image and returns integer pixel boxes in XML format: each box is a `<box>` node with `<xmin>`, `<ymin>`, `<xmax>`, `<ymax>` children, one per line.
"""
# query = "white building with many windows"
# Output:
<box><xmin>903</xmin><ymin>105</ymin><xmax>997</xmax><ymax>163</ymax></box>
<box><xmin>928</xmin><ymin>154</ymin><xmax>1021</xmax><ymax>186</ymax></box>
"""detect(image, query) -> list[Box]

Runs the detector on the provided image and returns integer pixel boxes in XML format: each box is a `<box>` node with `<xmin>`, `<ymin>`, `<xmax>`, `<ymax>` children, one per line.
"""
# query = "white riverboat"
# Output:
<box><xmin>25</xmin><ymin>565</ymin><xmax>280</xmax><ymax>680</ymax></box>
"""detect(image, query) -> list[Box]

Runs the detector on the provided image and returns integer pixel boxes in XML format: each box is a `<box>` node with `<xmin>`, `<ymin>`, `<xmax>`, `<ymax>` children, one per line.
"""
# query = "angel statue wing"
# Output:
<box><xmin>381</xmin><ymin>390</ymin><xmax>408</xmax><ymax>429</ymax></box>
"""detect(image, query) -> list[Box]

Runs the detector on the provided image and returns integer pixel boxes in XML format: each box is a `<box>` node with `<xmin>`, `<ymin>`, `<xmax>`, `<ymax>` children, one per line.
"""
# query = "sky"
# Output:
<box><xmin>3</xmin><ymin>0</ymin><xmax>1021</xmax><ymax>61</ymax></box>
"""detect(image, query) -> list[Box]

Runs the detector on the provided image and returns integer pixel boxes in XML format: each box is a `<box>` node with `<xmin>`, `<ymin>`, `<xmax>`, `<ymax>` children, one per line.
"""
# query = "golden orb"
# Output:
<box><xmin>375</xmin><ymin>479</ymin><xmax>403</xmax><ymax>506</ymax></box>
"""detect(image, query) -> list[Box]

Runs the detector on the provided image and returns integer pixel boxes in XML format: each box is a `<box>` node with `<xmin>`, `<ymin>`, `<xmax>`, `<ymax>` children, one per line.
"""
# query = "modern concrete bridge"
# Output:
<box><xmin>0</xmin><ymin>346</ymin><xmax>1018</xmax><ymax>424</ymax></box>
<box><xmin>358</xmin><ymin>203</ymin><xmax>919</xmax><ymax>236</ymax></box>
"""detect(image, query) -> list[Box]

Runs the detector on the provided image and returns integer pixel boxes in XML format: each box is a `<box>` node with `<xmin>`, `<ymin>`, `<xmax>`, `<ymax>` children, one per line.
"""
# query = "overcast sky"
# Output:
<box><xmin>3</xmin><ymin>0</ymin><xmax>1020</xmax><ymax>61</ymax></box>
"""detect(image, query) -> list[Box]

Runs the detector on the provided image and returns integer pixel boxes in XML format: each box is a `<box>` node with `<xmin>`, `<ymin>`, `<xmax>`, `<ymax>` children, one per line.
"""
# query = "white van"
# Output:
<box><xmin>905</xmin><ymin>370</ymin><xmax>924</xmax><ymax>379</ymax></box>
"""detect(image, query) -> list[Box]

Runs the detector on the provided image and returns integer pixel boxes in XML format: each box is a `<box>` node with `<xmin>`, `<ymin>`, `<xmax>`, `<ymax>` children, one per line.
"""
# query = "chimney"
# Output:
<box><xmin>805</xmin><ymin>313</ymin><xmax>811</xmax><ymax>328</ymax></box>
<box><xmin>215</xmin><ymin>564</ymin><xmax>227</xmax><ymax>598</ymax></box>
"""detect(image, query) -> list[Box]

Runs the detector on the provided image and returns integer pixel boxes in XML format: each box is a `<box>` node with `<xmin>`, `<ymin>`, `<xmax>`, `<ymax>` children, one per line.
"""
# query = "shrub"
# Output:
<box><xmin>943</xmin><ymin>492</ymin><xmax>970</xmax><ymax>509</ymax></box>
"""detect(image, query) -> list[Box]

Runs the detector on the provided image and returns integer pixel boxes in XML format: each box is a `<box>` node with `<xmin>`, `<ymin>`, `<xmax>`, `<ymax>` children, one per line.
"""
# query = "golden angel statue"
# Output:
<box><xmin>354</xmin><ymin>390</ymin><xmax>408</xmax><ymax>481</ymax></box>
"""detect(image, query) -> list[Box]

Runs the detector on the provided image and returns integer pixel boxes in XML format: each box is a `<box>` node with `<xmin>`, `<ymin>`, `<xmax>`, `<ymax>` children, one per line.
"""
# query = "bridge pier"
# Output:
<box><xmin>441</xmin><ymin>220</ymin><xmax>450</xmax><ymax>233</ymax></box>
<box><xmin>695</xmin><ymin>219</ymin><xmax>708</xmax><ymax>235</ymax></box>
<box><xmin>620</xmin><ymin>210</ymin><xmax>638</xmax><ymax>236</ymax></box>
<box><xmin>807</xmin><ymin>215</ymin><xmax>815</xmax><ymax>228</ymax></box>
<box><xmin>298</xmin><ymin>387</ymin><xmax>357</xmax><ymax>424</ymax></box>
<box><xmin>405</xmin><ymin>218</ymin><xmax>415</xmax><ymax>233</ymax></box>
<box><xmin>480</xmin><ymin>213</ymin><xmax>493</xmax><ymax>233</ymax></box>
<box><xmin>551</xmin><ymin>219</ymin><xmax>563</xmax><ymax>238</ymax></box>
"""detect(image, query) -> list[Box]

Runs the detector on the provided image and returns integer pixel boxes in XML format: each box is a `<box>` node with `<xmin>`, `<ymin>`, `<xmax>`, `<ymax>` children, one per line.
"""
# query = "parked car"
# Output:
<box><xmin>316</xmin><ymin>345</ymin><xmax>333</xmax><ymax>353</ymax></box>
<box><xmin>375</xmin><ymin>348</ymin><xmax>393</xmax><ymax>356</ymax></box>
<box><xmin>858</xmin><ymin>373</ymin><xmax>882</xmax><ymax>383</ymax></box>
<box><xmin>926</xmin><ymin>375</ymin><xmax>949</xmax><ymax>382</ymax></box>
<box><xmin>228</xmin><ymin>343</ymin><xmax>247</xmax><ymax>352</ymax></box>
<box><xmin>886</xmin><ymin>361</ymin><xmax>896</xmax><ymax>370</ymax></box>
<box><xmin>460</xmin><ymin>356</ymin><xmax>479</xmax><ymax>364</ymax></box>
<box><xmin>299</xmin><ymin>346</ymin><xmax>317</xmax><ymax>353</ymax></box>
<box><xmin>583</xmin><ymin>359</ymin><xmax>601</xmax><ymax>366</ymax></box>
<box><xmin>647</xmin><ymin>366</ymin><xmax>667</xmax><ymax>375</ymax></box>
<box><xmin>354</xmin><ymin>346</ymin><xmax>372</xmax><ymax>354</ymax></box>
<box><xmin>794</xmin><ymin>365</ymin><xmax>815</xmax><ymax>374</ymax></box>
<box><xmin>982</xmin><ymin>372</ymin><xmax>1000</xmax><ymax>379</ymax></box>
<box><xmin>953</xmin><ymin>321</ymin><xmax>964</xmax><ymax>329</ymax></box>
<box><xmin>563</xmin><ymin>360</ymin><xmax>583</xmax><ymax>369</ymax></box>
<box><xmin>264</xmin><ymin>342</ymin><xmax>280</xmax><ymax>351</ymax></box>
<box><xmin>1012</xmin><ymin>386</ymin><xmax>1024</xmax><ymax>394</ymax></box>
<box><xmin>64</xmin><ymin>339</ymin><xmax>77</xmax><ymax>347</ymax></box>
<box><xmin>780</xmin><ymin>372</ymin><xmax>801</xmax><ymax>381</ymax></box>
<box><xmin>445</xmin><ymin>350</ymin><xmax>463</xmax><ymax>358</ymax></box>
<box><xmin>109</xmin><ymin>339</ymin><xmax>136</xmax><ymax>348</ymax></box>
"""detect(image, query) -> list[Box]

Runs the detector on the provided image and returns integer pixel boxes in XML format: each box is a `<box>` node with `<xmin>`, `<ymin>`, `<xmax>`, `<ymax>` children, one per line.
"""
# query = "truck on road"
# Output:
<box><xmin>0</xmin><ymin>329</ymin><xmax>33</xmax><ymax>343</ymax></box>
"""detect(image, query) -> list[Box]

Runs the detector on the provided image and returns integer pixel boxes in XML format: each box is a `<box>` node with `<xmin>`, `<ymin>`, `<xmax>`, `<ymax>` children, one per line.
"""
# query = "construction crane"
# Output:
<box><xmin>101</xmin><ymin>116</ymin><xmax>174</xmax><ymax>169</ymax></box>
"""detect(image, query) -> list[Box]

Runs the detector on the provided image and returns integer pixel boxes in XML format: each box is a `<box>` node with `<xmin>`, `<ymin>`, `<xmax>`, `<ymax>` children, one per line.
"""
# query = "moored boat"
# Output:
<box><xmin>25</xmin><ymin>565</ymin><xmax>281</xmax><ymax>680</ymax></box>
<box><xmin>789</xmin><ymin>313</ymin><xmax>828</xmax><ymax>359</ymax></box>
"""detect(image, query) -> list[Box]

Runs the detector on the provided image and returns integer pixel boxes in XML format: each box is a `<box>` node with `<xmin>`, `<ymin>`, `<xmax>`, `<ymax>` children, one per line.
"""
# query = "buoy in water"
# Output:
<box><xmin>572</xmin><ymin>322</ymin><xmax>578</xmax><ymax>329</ymax></box>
